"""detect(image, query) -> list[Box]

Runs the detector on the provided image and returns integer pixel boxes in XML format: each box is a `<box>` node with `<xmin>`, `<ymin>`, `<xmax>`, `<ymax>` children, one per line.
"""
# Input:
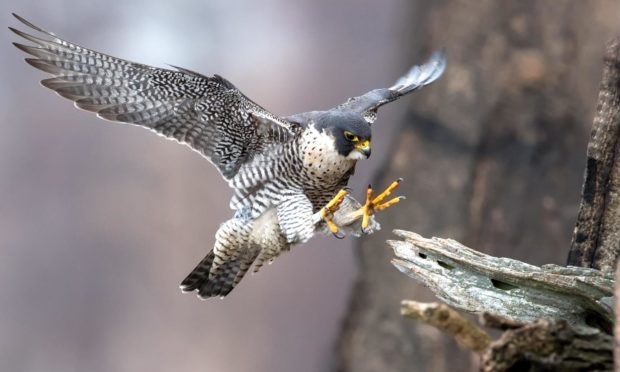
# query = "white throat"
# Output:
<box><xmin>346</xmin><ymin>150</ymin><xmax>366</xmax><ymax>160</ymax></box>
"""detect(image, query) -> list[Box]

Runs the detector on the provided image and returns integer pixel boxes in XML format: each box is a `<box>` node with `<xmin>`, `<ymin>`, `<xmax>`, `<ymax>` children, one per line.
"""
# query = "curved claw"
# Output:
<box><xmin>332</xmin><ymin>230</ymin><xmax>346</xmax><ymax>239</ymax></box>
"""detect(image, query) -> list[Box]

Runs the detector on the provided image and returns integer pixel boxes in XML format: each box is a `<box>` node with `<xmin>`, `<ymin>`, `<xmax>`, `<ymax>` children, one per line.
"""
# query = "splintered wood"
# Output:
<box><xmin>389</xmin><ymin>229</ymin><xmax>614</xmax><ymax>332</ymax></box>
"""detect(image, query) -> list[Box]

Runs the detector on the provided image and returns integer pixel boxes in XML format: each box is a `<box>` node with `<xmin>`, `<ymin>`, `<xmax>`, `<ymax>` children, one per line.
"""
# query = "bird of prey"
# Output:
<box><xmin>10</xmin><ymin>14</ymin><xmax>446</xmax><ymax>299</ymax></box>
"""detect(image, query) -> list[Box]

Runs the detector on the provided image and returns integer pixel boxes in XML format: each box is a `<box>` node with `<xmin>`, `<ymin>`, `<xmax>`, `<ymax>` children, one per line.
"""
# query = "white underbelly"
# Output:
<box><xmin>250</xmin><ymin>207</ymin><xmax>289</xmax><ymax>271</ymax></box>
<box><xmin>249</xmin><ymin>208</ymin><xmax>285</xmax><ymax>248</ymax></box>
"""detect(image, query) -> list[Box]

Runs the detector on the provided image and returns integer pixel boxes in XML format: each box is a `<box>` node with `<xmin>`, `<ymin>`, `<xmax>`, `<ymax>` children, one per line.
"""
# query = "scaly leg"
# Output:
<box><xmin>319</xmin><ymin>189</ymin><xmax>348</xmax><ymax>238</ymax></box>
<box><xmin>352</xmin><ymin>178</ymin><xmax>405</xmax><ymax>230</ymax></box>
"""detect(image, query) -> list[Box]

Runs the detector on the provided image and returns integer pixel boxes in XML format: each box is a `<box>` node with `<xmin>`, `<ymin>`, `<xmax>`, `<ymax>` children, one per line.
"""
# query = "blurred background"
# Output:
<box><xmin>1</xmin><ymin>1</ymin><xmax>619</xmax><ymax>372</ymax></box>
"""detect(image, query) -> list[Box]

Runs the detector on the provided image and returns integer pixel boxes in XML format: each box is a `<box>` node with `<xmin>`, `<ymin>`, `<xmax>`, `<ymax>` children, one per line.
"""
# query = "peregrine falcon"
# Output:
<box><xmin>10</xmin><ymin>14</ymin><xmax>446</xmax><ymax>299</ymax></box>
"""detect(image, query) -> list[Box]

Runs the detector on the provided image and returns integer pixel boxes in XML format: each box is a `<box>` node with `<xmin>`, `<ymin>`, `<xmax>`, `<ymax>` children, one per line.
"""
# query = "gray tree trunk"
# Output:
<box><xmin>336</xmin><ymin>2</ymin><xmax>619</xmax><ymax>371</ymax></box>
<box><xmin>567</xmin><ymin>38</ymin><xmax>620</xmax><ymax>273</ymax></box>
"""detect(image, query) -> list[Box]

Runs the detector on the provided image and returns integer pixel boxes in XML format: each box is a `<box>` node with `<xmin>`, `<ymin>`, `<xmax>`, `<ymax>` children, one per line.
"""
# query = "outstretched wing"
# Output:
<box><xmin>10</xmin><ymin>13</ymin><xmax>295</xmax><ymax>179</ymax></box>
<box><xmin>337</xmin><ymin>49</ymin><xmax>446</xmax><ymax>124</ymax></box>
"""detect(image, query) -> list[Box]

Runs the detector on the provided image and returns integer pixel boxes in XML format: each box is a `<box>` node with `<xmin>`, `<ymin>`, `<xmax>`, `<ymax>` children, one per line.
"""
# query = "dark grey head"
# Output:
<box><xmin>316</xmin><ymin>111</ymin><xmax>372</xmax><ymax>159</ymax></box>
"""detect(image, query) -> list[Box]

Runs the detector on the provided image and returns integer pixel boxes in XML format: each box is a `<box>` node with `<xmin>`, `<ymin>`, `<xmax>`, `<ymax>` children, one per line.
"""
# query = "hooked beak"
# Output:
<box><xmin>355</xmin><ymin>140</ymin><xmax>371</xmax><ymax>158</ymax></box>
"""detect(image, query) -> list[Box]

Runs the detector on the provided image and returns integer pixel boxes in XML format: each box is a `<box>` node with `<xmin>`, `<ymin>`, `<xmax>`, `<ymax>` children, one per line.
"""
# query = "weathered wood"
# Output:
<box><xmin>390</xmin><ymin>229</ymin><xmax>614</xmax><ymax>333</ymax></box>
<box><xmin>568</xmin><ymin>37</ymin><xmax>620</xmax><ymax>272</ymax></box>
<box><xmin>400</xmin><ymin>301</ymin><xmax>491</xmax><ymax>353</ymax></box>
<box><xmin>392</xmin><ymin>230</ymin><xmax>615</xmax><ymax>370</ymax></box>
<box><xmin>479</xmin><ymin>312</ymin><xmax>524</xmax><ymax>331</ymax></box>
<box><xmin>482</xmin><ymin>319</ymin><xmax>613</xmax><ymax>372</ymax></box>
<box><xmin>405</xmin><ymin>308</ymin><xmax>614</xmax><ymax>371</ymax></box>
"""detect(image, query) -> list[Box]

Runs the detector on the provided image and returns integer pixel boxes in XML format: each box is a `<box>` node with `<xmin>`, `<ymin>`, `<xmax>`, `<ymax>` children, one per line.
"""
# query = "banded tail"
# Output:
<box><xmin>180</xmin><ymin>218</ymin><xmax>259</xmax><ymax>298</ymax></box>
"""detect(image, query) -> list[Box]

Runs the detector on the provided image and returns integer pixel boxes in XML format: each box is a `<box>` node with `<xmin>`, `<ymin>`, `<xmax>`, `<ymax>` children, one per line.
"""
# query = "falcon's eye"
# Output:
<box><xmin>344</xmin><ymin>131</ymin><xmax>359</xmax><ymax>142</ymax></box>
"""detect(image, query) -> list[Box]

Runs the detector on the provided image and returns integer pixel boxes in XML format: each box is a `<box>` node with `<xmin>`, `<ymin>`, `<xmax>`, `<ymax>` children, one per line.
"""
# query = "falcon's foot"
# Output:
<box><xmin>320</xmin><ymin>189</ymin><xmax>348</xmax><ymax>238</ymax></box>
<box><xmin>353</xmin><ymin>178</ymin><xmax>405</xmax><ymax>231</ymax></box>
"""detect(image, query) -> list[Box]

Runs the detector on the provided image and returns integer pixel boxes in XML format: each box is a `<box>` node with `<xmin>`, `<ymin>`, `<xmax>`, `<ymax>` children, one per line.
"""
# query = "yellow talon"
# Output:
<box><xmin>325</xmin><ymin>189</ymin><xmax>348</xmax><ymax>210</ymax></box>
<box><xmin>374</xmin><ymin>196</ymin><xmax>402</xmax><ymax>212</ymax></box>
<box><xmin>323</xmin><ymin>214</ymin><xmax>340</xmax><ymax>234</ymax></box>
<box><xmin>321</xmin><ymin>189</ymin><xmax>349</xmax><ymax>237</ymax></box>
<box><xmin>361</xmin><ymin>186</ymin><xmax>373</xmax><ymax>229</ymax></box>
<box><xmin>372</xmin><ymin>178</ymin><xmax>401</xmax><ymax>205</ymax></box>
<box><xmin>355</xmin><ymin>178</ymin><xmax>404</xmax><ymax>231</ymax></box>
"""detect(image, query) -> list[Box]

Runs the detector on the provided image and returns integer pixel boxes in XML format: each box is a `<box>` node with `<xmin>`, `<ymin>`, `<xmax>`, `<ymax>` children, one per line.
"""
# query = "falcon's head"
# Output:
<box><xmin>317</xmin><ymin>111</ymin><xmax>372</xmax><ymax>160</ymax></box>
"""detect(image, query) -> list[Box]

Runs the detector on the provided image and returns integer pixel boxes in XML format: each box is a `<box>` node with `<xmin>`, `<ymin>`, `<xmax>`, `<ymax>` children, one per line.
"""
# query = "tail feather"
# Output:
<box><xmin>233</xmin><ymin>247</ymin><xmax>262</xmax><ymax>287</ymax></box>
<box><xmin>199</xmin><ymin>258</ymin><xmax>243</xmax><ymax>298</ymax></box>
<box><xmin>180</xmin><ymin>218</ymin><xmax>258</xmax><ymax>299</ymax></box>
<box><xmin>180</xmin><ymin>250</ymin><xmax>247</xmax><ymax>299</ymax></box>
<box><xmin>179</xmin><ymin>250</ymin><xmax>216</xmax><ymax>293</ymax></box>
<box><xmin>181</xmin><ymin>247</ymin><xmax>263</xmax><ymax>298</ymax></box>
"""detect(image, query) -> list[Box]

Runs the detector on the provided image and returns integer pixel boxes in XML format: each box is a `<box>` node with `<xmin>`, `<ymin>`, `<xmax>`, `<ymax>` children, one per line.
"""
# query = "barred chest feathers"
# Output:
<box><xmin>300</xmin><ymin>124</ymin><xmax>356</xmax><ymax>187</ymax></box>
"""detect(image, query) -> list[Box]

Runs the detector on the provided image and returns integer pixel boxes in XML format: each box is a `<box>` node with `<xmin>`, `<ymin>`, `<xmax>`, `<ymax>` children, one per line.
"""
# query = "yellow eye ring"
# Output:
<box><xmin>344</xmin><ymin>131</ymin><xmax>359</xmax><ymax>142</ymax></box>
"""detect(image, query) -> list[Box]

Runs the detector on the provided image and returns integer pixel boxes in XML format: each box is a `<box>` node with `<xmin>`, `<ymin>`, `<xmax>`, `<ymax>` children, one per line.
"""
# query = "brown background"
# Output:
<box><xmin>1</xmin><ymin>1</ymin><xmax>619</xmax><ymax>372</ymax></box>
<box><xmin>337</xmin><ymin>1</ymin><xmax>620</xmax><ymax>371</ymax></box>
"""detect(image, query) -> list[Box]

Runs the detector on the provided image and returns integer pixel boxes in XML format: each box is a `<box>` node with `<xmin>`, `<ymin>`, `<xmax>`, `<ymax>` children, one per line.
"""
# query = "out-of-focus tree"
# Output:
<box><xmin>336</xmin><ymin>1</ymin><xmax>620</xmax><ymax>371</ymax></box>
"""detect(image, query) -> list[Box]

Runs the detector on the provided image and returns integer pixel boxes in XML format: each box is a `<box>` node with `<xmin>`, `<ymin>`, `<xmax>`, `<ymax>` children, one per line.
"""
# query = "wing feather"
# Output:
<box><xmin>10</xmin><ymin>13</ymin><xmax>295</xmax><ymax>179</ymax></box>
<box><xmin>337</xmin><ymin>49</ymin><xmax>446</xmax><ymax>124</ymax></box>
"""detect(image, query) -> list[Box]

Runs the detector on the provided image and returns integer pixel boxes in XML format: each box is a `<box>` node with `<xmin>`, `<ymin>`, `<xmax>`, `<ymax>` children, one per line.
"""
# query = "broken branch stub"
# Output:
<box><xmin>400</xmin><ymin>300</ymin><xmax>491</xmax><ymax>353</ymax></box>
<box><xmin>389</xmin><ymin>229</ymin><xmax>614</xmax><ymax>333</ymax></box>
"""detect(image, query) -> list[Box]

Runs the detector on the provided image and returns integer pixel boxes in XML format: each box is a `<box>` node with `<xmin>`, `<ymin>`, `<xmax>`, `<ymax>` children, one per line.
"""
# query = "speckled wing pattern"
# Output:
<box><xmin>338</xmin><ymin>49</ymin><xmax>447</xmax><ymax>124</ymax></box>
<box><xmin>9</xmin><ymin>13</ymin><xmax>295</xmax><ymax>179</ymax></box>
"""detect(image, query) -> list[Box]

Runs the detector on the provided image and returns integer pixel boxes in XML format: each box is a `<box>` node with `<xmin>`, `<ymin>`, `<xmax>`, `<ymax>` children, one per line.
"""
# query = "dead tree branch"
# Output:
<box><xmin>390</xmin><ymin>230</ymin><xmax>614</xmax><ymax>333</ymax></box>
<box><xmin>391</xmin><ymin>230</ymin><xmax>615</xmax><ymax>370</ymax></box>
<box><xmin>400</xmin><ymin>300</ymin><xmax>491</xmax><ymax>354</ymax></box>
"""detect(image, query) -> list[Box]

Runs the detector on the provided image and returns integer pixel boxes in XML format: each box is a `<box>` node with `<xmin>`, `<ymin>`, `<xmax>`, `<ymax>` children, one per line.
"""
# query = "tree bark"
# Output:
<box><xmin>615</xmin><ymin>264</ymin><xmax>620</xmax><ymax>372</ymax></box>
<box><xmin>482</xmin><ymin>319</ymin><xmax>613</xmax><ymax>372</ymax></box>
<box><xmin>336</xmin><ymin>2</ymin><xmax>619</xmax><ymax>372</ymax></box>
<box><xmin>567</xmin><ymin>37</ymin><xmax>620</xmax><ymax>272</ymax></box>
